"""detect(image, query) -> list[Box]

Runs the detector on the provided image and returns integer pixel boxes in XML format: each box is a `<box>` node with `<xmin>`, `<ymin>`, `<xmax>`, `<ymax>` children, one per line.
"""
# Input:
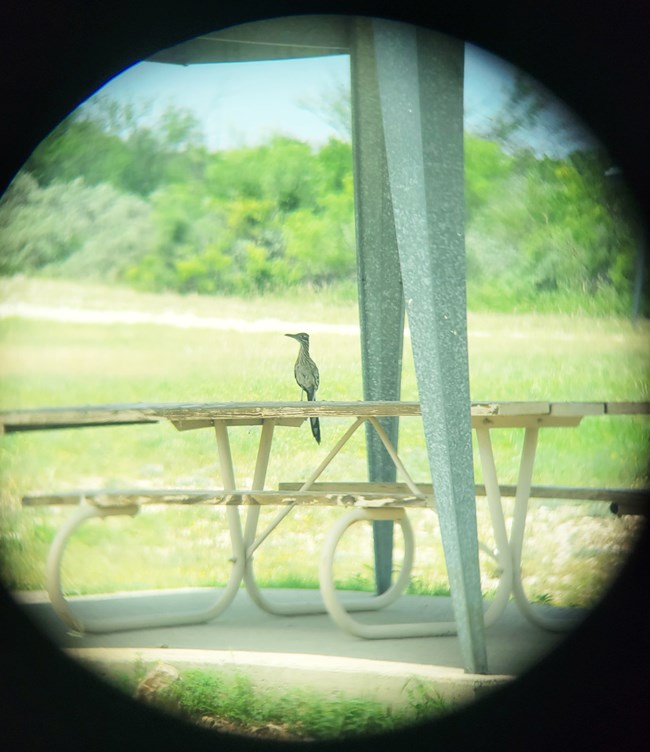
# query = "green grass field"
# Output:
<box><xmin>0</xmin><ymin>277</ymin><xmax>647</xmax><ymax>608</ymax></box>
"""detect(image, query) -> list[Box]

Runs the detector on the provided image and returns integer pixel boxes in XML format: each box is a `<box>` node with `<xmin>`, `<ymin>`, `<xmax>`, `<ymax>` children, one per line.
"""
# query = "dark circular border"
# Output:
<box><xmin>1</xmin><ymin>2</ymin><xmax>648</xmax><ymax>751</ymax></box>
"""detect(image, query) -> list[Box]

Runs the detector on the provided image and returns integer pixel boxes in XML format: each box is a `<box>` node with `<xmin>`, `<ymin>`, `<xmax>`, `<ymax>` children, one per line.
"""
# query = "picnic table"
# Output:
<box><xmin>2</xmin><ymin>400</ymin><xmax>647</xmax><ymax>636</ymax></box>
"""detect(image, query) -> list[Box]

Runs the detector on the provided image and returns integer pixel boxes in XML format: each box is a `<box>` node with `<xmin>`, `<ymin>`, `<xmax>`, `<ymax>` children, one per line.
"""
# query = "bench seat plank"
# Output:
<box><xmin>21</xmin><ymin>488</ymin><xmax>433</xmax><ymax>509</ymax></box>
<box><xmin>23</xmin><ymin>484</ymin><xmax>647</xmax><ymax>514</ymax></box>
<box><xmin>279</xmin><ymin>481</ymin><xmax>649</xmax><ymax>504</ymax></box>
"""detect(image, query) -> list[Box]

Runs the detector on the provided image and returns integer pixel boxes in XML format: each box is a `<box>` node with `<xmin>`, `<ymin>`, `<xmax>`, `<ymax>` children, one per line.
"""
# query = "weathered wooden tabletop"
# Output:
<box><xmin>1</xmin><ymin>400</ymin><xmax>647</xmax><ymax>433</ymax></box>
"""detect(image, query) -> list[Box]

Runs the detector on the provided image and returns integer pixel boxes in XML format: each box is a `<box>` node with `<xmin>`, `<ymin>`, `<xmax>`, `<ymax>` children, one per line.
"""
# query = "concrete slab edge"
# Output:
<box><xmin>66</xmin><ymin>647</ymin><xmax>513</xmax><ymax>709</ymax></box>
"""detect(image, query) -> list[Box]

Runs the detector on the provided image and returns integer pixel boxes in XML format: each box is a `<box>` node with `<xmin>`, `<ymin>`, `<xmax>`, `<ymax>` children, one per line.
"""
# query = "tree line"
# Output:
<box><xmin>0</xmin><ymin>96</ymin><xmax>643</xmax><ymax>314</ymax></box>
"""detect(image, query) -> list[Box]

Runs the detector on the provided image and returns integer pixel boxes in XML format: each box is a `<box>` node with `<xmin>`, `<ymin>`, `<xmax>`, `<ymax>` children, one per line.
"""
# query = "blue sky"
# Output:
<box><xmin>101</xmin><ymin>54</ymin><xmax>355</xmax><ymax>150</ymax></box>
<box><xmin>92</xmin><ymin>42</ymin><xmax>592</xmax><ymax>156</ymax></box>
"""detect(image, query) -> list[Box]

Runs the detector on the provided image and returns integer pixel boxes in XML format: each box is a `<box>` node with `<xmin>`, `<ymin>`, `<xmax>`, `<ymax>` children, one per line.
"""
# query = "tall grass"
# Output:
<box><xmin>108</xmin><ymin>661</ymin><xmax>449</xmax><ymax>741</ymax></box>
<box><xmin>0</xmin><ymin>278</ymin><xmax>647</xmax><ymax>608</ymax></box>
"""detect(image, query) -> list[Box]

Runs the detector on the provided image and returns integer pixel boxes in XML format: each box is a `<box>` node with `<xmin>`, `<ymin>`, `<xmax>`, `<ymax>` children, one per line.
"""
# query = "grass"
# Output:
<box><xmin>107</xmin><ymin>660</ymin><xmax>450</xmax><ymax>741</ymax></box>
<box><xmin>0</xmin><ymin>276</ymin><xmax>648</xmax><ymax>609</ymax></box>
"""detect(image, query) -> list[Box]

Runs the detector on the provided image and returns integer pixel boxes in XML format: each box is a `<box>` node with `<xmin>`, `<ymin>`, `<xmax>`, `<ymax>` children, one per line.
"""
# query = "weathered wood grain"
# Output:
<box><xmin>23</xmin><ymin>483</ymin><xmax>648</xmax><ymax>512</ymax></box>
<box><xmin>279</xmin><ymin>481</ymin><xmax>649</xmax><ymax>504</ymax></box>
<box><xmin>2</xmin><ymin>400</ymin><xmax>648</xmax><ymax>433</ymax></box>
<box><xmin>21</xmin><ymin>488</ymin><xmax>433</xmax><ymax>509</ymax></box>
<box><xmin>605</xmin><ymin>401</ymin><xmax>650</xmax><ymax>415</ymax></box>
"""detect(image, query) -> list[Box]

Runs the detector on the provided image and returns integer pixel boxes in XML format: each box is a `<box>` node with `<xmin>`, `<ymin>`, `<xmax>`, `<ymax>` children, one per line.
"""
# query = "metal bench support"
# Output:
<box><xmin>45</xmin><ymin>500</ymin><xmax>246</xmax><ymax>634</ymax></box>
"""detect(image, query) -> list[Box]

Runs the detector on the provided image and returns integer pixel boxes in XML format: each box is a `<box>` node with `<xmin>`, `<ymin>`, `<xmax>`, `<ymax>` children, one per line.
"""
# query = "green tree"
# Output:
<box><xmin>283</xmin><ymin>174</ymin><xmax>356</xmax><ymax>286</ymax></box>
<box><xmin>519</xmin><ymin>153</ymin><xmax>636</xmax><ymax>296</ymax></box>
<box><xmin>23</xmin><ymin>116</ymin><xmax>131</xmax><ymax>190</ymax></box>
<box><xmin>22</xmin><ymin>97</ymin><xmax>208</xmax><ymax>198</ymax></box>
<box><xmin>316</xmin><ymin>138</ymin><xmax>353</xmax><ymax>195</ymax></box>
<box><xmin>206</xmin><ymin>136</ymin><xmax>322</xmax><ymax>211</ymax></box>
<box><xmin>0</xmin><ymin>172</ymin><xmax>155</xmax><ymax>278</ymax></box>
<box><xmin>126</xmin><ymin>182</ymin><xmax>227</xmax><ymax>293</ymax></box>
<box><xmin>464</xmin><ymin>134</ymin><xmax>513</xmax><ymax>222</ymax></box>
<box><xmin>465</xmin><ymin>143</ymin><xmax>638</xmax><ymax>313</ymax></box>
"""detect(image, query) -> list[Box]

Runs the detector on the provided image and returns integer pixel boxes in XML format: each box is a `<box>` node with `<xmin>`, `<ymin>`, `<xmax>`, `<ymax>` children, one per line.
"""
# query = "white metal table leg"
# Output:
<box><xmin>246</xmin><ymin>417</ymin><xmax>367</xmax><ymax>563</ymax></box>
<box><xmin>476</xmin><ymin>426</ymin><xmax>579</xmax><ymax>632</ymax></box>
<box><xmin>319</xmin><ymin>508</ymin><xmax>458</xmax><ymax>638</ymax></box>
<box><xmin>46</xmin><ymin>493</ymin><xmax>247</xmax><ymax>633</ymax></box>
<box><xmin>241</xmin><ymin>418</ymin><xmax>275</xmax><ymax>558</ymax></box>
<box><xmin>366</xmin><ymin>417</ymin><xmax>426</xmax><ymax>498</ymax></box>
<box><xmin>240</xmin><ymin>418</ymin><xmax>320</xmax><ymax>614</ymax></box>
<box><xmin>475</xmin><ymin>427</ymin><xmax>515</xmax><ymax>627</ymax></box>
<box><xmin>509</xmin><ymin>426</ymin><xmax>538</xmax><ymax>615</ymax></box>
<box><xmin>321</xmin><ymin>425</ymin><xmax>576</xmax><ymax>640</ymax></box>
<box><xmin>244</xmin><ymin>417</ymin><xmax>383</xmax><ymax>615</ymax></box>
<box><xmin>509</xmin><ymin>427</ymin><xmax>578</xmax><ymax>631</ymax></box>
<box><xmin>243</xmin><ymin>416</ymin><xmax>430</xmax><ymax>617</ymax></box>
<box><xmin>46</xmin><ymin>502</ymin><xmax>137</xmax><ymax>632</ymax></box>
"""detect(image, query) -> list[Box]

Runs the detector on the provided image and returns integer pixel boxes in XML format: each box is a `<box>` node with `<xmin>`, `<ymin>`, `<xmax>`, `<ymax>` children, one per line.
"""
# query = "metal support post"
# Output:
<box><xmin>373</xmin><ymin>19</ymin><xmax>488</xmax><ymax>673</ymax></box>
<box><xmin>350</xmin><ymin>18</ymin><xmax>405</xmax><ymax>595</ymax></box>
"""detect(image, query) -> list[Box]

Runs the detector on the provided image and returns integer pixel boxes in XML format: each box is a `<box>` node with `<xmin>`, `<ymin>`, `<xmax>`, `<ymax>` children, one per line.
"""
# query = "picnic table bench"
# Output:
<box><xmin>3</xmin><ymin>400</ymin><xmax>648</xmax><ymax>637</ymax></box>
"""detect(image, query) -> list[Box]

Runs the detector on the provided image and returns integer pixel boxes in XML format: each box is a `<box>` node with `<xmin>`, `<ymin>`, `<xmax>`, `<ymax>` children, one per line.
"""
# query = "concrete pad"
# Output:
<box><xmin>15</xmin><ymin>587</ymin><xmax>585</xmax><ymax>709</ymax></box>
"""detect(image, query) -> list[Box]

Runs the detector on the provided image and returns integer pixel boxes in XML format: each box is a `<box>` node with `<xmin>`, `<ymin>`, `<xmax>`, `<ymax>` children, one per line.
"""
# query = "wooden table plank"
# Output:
<box><xmin>1</xmin><ymin>400</ymin><xmax>649</xmax><ymax>433</ymax></box>
<box><xmin>550</xmin><ymin>402</ymin><xmax>605</xmax><ymax>416</ymax></box>
<box><xmin>471</xmin><ymin>414</ymin><xmax>583</xmax><ymax>428</ymax></box>
<box><xmin>0</xmin><ymin>401</ymin><xmax>420</xmax><ymax>431</ymax></box>
<box><xmin>475</xmin><ymin>401</ymin><xmax>550</xmax><ymax>416</ymax></box>
<box><xmin>172</xmin><ymin>417</ymin><xmax>307</xmax><ymax>431</ymax></box>
<box><xmin>605</xmin><ymin>401</ymin><xmax>650</xmax><ymax>415</ymax></box>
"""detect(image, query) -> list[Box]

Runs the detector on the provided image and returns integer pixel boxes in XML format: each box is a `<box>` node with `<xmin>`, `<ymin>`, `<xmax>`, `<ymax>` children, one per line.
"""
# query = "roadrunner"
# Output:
<box><xmin>285</xmin><ymin>332</ymin><xmax>321</xmax><ymax>444</ymax></box>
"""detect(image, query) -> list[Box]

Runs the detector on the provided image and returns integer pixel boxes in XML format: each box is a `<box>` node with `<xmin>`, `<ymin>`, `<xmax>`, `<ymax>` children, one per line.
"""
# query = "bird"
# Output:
<box><xmin>285</xmin><ymin>332</ymin><xmax>321</xmax><ymax>444</ymax></box>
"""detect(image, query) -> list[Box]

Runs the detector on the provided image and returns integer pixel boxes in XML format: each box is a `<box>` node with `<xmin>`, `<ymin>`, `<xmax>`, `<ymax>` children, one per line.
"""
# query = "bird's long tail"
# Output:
<box><xmin>307</xmin><ymin>390</ymin><xmax>321</xmax><ymax>444</ymax></box>
<box><xmin>310</xmin><ymin>416</ymin><xmax>321</xmax><ymax>444</ymax></box>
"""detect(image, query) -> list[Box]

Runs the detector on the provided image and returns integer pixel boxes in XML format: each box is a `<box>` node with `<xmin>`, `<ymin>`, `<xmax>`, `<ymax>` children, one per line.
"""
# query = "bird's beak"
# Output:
<box><xmin>285</xmin><ymin>333</ymin><xmax>297</xmax><ymax>340</ymax></box>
